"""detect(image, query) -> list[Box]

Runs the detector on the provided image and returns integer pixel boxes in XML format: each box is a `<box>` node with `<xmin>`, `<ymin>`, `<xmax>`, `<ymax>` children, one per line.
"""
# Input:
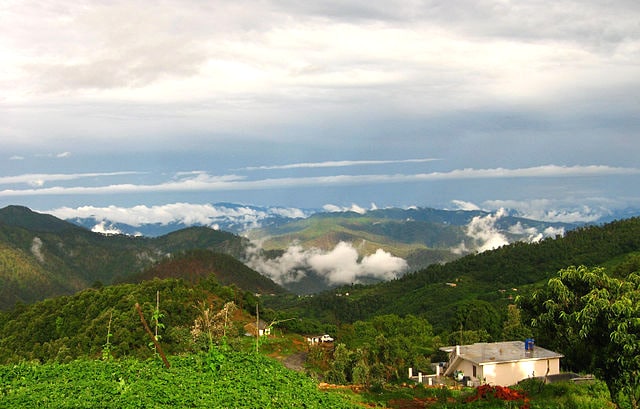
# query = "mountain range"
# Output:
<box><xmin>0</xmin><ymin>205</ymin><xmax>281</xmax><ymax>309</ymax></box>
<box><xmin>0</xmin><ymin>203</ymin><xmax>634</xmax><ymax>309</ymax></box>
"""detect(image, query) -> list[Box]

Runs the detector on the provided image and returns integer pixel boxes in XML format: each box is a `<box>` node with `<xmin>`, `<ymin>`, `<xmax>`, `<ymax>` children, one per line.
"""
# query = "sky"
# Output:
<box><xmin>2</xmin><ymin>0</ymin><xmax>639</xmax><ymax>224</ymax></box>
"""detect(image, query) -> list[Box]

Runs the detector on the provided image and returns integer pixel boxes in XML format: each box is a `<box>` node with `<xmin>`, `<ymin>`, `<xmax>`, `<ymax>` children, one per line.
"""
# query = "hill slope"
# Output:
<box><xmin>266</xmin><ymin>217</ymin><xmax>640</xmax><ymax>332</ymax></box>
<box><xmin>249</xmin><ymin>207</ymin><xmax>575</xmax><ymax>271</ymax></box>
<box><xmin>0</xmin><ymin>206</ymin><xmax>258</xmax><ymax>309</ymax></box>
<box><xmin>128</xmin><ymin>249</ymin><xmax>285</xmax><ymax>295</ymax></box>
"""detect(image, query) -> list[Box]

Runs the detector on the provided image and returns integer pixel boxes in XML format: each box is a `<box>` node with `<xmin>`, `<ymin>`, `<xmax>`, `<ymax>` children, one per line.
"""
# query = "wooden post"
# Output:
<box><xmin>135</xmin><ymin>303</ymin><xmax>170</xmax><ymax>368</ymax></box>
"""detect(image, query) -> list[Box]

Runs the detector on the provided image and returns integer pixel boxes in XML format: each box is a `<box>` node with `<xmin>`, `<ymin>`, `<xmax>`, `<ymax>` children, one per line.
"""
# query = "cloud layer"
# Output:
<box><xmin>245</xmin><ymin>241</ymin><xmax>408</xmax><ymax>286</ymax></box>
<box><xmin>1</xmin><ymin>1</ymin><xmax>638</xmax><ymax>218</ymax></box>
<box><xmin>2</xmin><ymin>164</ymin><xmax>637</xmax><ymax>197</ymax></box>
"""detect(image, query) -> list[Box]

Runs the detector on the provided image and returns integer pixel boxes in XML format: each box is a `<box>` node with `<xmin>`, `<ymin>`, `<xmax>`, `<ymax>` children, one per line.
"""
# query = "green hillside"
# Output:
<box><xmin>0</xmin><ymin>206</ymin><xmax>251</xmax><ymax>309</ymax></box>
<box><xmin>265</xmin><ymin>217</ymin><xmax>640</xmax><ymax>333</ymax></box>
<box><xmin>127</xmin><ymin>249</ymin><xmax>286</xmax><ymax>295</ymax></box>
<box><xmin>0</xmin><ymin>216</ymin><xmax>636</xmax><ymax>408</ymax></box>
<box><xmin>249</xmin><ymin>208</ymin><xmax>574</xmax><ymax>272</ymax></box>
<box><xmin>249</xmin><ymin>212</ymin><xmax>466</xmax><ymax>260</ymax></box>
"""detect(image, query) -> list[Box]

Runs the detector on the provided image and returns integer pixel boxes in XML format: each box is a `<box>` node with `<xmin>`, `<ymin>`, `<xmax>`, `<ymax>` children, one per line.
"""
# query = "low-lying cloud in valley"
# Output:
<box><xmin>454</xmin><ymin>208</ymin><xmax>566</xmax><ymax>254</ymax></box>
<box><xmin>245</xmin><ymin>241</ymin><xmax>408</xmax><ymax>286</ymax></box>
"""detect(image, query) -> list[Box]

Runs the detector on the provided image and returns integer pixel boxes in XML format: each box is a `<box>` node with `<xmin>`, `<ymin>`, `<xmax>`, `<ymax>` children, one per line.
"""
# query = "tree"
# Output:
<box><xmin>519</xmin><ymin>265</ymin><xmax>640</xmax><ymax>408</ymax></box>
<box><xmin>500</xmin><ymin>304</ymin><xmax>531</xmax><ymax>341</ymax></box>
<box><xmin>451</xmin><ymin>299</ymin><xmax>502</xmax><ymax>340</ymax></box>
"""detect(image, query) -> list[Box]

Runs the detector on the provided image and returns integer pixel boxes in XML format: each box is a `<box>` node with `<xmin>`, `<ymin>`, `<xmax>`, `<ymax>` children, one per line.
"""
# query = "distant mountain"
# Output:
<box><xmin>58</xmin><ymin>204</ymin><xmax>582</xmax><ymax>295</ymax></box>
<box><xmin>247</xmin><ymin>207</ymin><xmax>577</xmax><ymax>271</ymax></box>
<box><xmin>65</xmin><ymin>202</ymin><xmax>312</xmax><ymax>236</ymax></box>
<box><xmin>266</xmin><ymin>216</ymin><xmax>640</xmax><ymax>333</ymax></box>
<box><xmin>0</xmin><ymin>206</ymin><xmax>265</xmax><ymax>309</ymax></box>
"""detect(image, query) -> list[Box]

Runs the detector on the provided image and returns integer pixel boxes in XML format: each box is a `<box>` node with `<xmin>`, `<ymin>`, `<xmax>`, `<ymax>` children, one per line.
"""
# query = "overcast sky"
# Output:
<box><xmin>1</xmin><ymin>0</ymin><xmax>639</xmax><ymax>222</ymax></box>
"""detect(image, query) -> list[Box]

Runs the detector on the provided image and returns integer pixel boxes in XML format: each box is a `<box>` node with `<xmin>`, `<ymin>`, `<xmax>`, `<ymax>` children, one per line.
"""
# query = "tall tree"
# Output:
<box><xmin>519</xmin><ymin>265</ymin><xmax>640</xmax><ymax>408</ymax></box>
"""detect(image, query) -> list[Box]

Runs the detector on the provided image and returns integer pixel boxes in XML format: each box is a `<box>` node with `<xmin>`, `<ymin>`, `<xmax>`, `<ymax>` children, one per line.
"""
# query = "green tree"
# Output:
<box><xmin>451</xmin><ymin>299</ymin><xmax>502</xmax><ymax>340</ymax></box>
<box><xmin>520</xmin><ymin>265</ymin><xmax>640</xmax><ymax>408</ymax></box>
<box><xmin>501</xmin><ymin>304</ymin><xmax>531</xmax><ymax>341</ymax></box>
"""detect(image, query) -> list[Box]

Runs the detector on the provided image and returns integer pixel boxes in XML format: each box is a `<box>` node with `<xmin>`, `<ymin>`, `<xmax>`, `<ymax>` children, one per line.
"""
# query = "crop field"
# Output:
<box><xmin>0</xmin><ymin>351</ymin><xmax>360</xmax><ymax>409</ymax></box>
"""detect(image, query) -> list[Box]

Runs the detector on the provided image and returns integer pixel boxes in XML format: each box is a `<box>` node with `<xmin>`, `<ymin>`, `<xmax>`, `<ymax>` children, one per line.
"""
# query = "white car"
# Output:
<box><xmin>320</xmin><ymin>334</ymin><xmax>334</xmax><ymax>342</ymax></box>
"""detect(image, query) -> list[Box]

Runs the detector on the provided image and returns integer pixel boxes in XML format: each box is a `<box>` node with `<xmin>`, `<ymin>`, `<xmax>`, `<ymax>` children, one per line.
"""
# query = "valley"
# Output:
<box><xmin>0</xmin><ymin>205</ymin><xmax>639</xmax><ymax>408</ymax></box>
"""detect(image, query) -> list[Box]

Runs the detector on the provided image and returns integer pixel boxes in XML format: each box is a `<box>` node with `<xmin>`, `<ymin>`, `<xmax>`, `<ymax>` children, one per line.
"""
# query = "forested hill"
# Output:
<box><xmin>269</xmin><ymin>217</ymin><xmax>640</xmax><ymax>332</ymax></box>
<box><xmin>0</xmin><ymin>206</ymin><xmax>251</xmax><ymax>309</ymax></box>
<box><xmin>126</xmin><ymin>249</ymin><xmax>286</xmax><ymax>295</ymax></box>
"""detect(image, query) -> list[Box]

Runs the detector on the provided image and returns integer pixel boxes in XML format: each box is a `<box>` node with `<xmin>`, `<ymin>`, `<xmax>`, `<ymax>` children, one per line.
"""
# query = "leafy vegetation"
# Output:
<box><xmin>0</xmin><ymin>352</ymin><xmax>361</xmax><ymax>408</ymax></box>
<box><xmin>519</xmin><ymin>265</ymin><xmax>640</xmax><ymax>408</ymax></box>
<box><xmin>0</xmin><ymin>277</ymin><xmax>259</xmax><ymax>364</ymax></box>
<box><xmin>266</xmin><ymin>217</ymin><xmax>640</xmax><ymax>333</ymax></box>
<box><xmin>1</xmin><ymin>209</ymin><xmax>639</xmax><ymax>408</ymax></box>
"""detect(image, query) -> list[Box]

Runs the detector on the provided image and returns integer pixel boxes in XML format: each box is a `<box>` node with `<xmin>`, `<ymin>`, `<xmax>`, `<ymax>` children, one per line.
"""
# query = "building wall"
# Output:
<box><xmin>481</xmin><ymin>358</ymin><xmax>560</xmax><ymax>386</ymax></box>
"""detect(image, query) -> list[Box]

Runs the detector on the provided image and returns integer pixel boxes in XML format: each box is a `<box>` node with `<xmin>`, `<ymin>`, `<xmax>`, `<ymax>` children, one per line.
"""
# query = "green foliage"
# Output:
<box><xmin>500</xmin><ymin>304</ymin><xmax>532</xmax><ymax>341</ymax></box>
<box><xmin>0</xmin><ymin>352</ymin><xmax>361</xmax><ymax>408</ymax></box>
<box><xmin>0</xmin><ymin>278</ymin><xmax>254</xmax><ymax>364</ymax></box>
<box><xmin>519</xmin><ymin>265</ymin><xmax>640</xmax><ymax>408</ymax></box>
<box><xmin>0</xmin><ymin>206</ymin><xmax>269</xmax><ymax>309</ymax></box>
<box><xmin>129</xmin><ymin>249</ymin><xmax>286</xmax><ymax>295</ymax></box>
<box><xmin>517</xmin><ymin>378</ymin><xmax>616</xmax><ymax>409</ymax></box>
<box><xmin>266</xmin><ymin>217</ymin><xmax>640</xmax><ymax>333</ymax></box>
<box><xmin>317</xmin><ymin>314</ymin><xmax>435</xmax><ymax>385</ymax></box>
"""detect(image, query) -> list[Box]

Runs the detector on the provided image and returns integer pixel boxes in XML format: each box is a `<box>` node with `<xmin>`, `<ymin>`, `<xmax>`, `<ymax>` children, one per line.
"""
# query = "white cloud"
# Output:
<box><xmin>2</xmin><ymin>165</ymin><xmax>637</xmax><ymax>198</ymax></box>
<box><xmin>483</xmin><ymin>199</ymin><xmax>613</xmax><ymax>223</ymax></box>
<box><xmin>30</xmin><ymin>237</ymin><xmax>45</xmax><ymax>263</ymax></box>
<box><xmin>245</xmin><ymin>240</ymin><xmax>407</xmax><ymax>286</ymax></box>
<box><xmin>451</xmin><ymin>200</ymin><xmax>481</xmax><ymax>211</ymax></box>
<box><xmin>47</xmin><ymin>202</ymin><xmax>309</xmax><ymax>231</ymax></box>
<box><xmin>323</xmin><ymin>203</ymin><xmax>368</xmax><ymax>214</ymax></box>
<box><xmin>91</xmin><ymin>221</ymin><xmax>123</xmax><ymax>235</ymax></box>
<box><xmin>508</xmin><ymin>222</ymin><xmax>543</xmax><ymax>243</ymax></box>
<box><xmin>464</xmin><ymin>208</ymin><xmax>510</xmax><ymax>253</ymax></box>
<box><xmin>241</xmin><ymin>158</ymin><xmax>440</xmax><ymax>171</ymax></box>
<box><xmin>457</xmin><ymin>208</ymin><xmax>570</xmax><ymax>253</ymax></box>
<box><xmin>0</xmin><ymin>171</ymin><xmax>143</xmax><ymax>186</ymax></box>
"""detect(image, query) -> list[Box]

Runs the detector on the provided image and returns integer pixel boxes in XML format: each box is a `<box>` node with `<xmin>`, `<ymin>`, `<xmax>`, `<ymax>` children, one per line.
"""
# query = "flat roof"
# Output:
<box><xmin>440</xmin><ymin>341</ymin><xmax>563</xmax><ymax>365</ymax></box>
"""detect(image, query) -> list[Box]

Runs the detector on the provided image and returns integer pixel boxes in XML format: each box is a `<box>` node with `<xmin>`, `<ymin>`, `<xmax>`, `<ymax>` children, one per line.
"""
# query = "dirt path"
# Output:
<box><xmin>283</xmin><ymin>351</ymin><xmax>307</xmax><ymax>372</ymax></box>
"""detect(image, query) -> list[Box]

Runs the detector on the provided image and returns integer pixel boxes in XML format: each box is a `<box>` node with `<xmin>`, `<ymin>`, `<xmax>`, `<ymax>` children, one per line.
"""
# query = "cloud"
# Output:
<box><xmin>30</xmin><ymin>237</ymin><xmax>45</xmax><ymax>263</ymax></box>
<box><xmin>241</xmin><ymin>158</ymin><xmax>440</xmax><ymax>171</ymax></box>
<box><xmin>456</xmin><ymin>208</ymin><xmax>570</xmax><ymax>254</ymax></box>
<box><xmin>323</xmin><ymin>203</ymin><xmax>368</xmax><ymax>214</ymax></box>
<box><xmin>464</xmin><ymin>208</ymin><xmax>510</xmax><ymax>253</ymax></box>
<box><xmin>2</xmin><ymin>165</ymin><xmax>637</xmax><ymax>198</ymax></box>
<box><xmin>451</xmin><ymin>200</ymin><xmax>481</xmax><ymax>211</ymax></box>
<box><xmin>47</xmin><ymin>202</ymin><xmax>309</xmax><ymax>231</ymax></box>
<box><xmin>0</xmin><ymin>171</ymin><xmax>143</xmax><ymax>186</ymax></box>
<box><xmin>91</xmin><ymin>221</ymin><xmax>124</xmax><ymax>235</ymax></box>
<box><xmin>245</xmin><ymin>240</ymin><xmax>407</xmax><ymax>286</ymax></box>
<box><xmin>34</xmin><ymin>152</ymin><xmax>74</xmax><ymax>159</ymax></box>
<box><xmin>482</xmin><ymin>199</ymin><xmax>614</xmax><ymax>223</ymax></box>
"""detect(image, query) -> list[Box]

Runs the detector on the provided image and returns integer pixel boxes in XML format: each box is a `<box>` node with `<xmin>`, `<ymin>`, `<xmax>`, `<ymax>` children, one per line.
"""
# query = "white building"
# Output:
<box><xmin>440</xmin><ymin>341</ymin><xmax>563</xmax><ymax>386</ymax></box>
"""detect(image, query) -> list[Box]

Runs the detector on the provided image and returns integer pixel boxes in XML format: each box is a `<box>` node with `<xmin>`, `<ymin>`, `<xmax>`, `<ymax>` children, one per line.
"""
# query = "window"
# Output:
<box><xmin>472</xmin><ymin>365</ymin><xmax>477</xmax><ymax>378</ymax></box>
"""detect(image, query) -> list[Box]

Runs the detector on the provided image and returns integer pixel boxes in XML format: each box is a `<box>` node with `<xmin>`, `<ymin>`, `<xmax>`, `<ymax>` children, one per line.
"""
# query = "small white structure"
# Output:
<box><xmin>307</xmin><ymin>334</ymin><xmax>334</xmax><ymax>344</ymax></box>
<box><xmin>244</xmin><ymin>320</ymin><xmax>271</xmax><ymax>337</ymax></box>
<box><xmin>440</xmin><ymin>341</ymin><xmax>563</xmax><ymax>386</ymax></box>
